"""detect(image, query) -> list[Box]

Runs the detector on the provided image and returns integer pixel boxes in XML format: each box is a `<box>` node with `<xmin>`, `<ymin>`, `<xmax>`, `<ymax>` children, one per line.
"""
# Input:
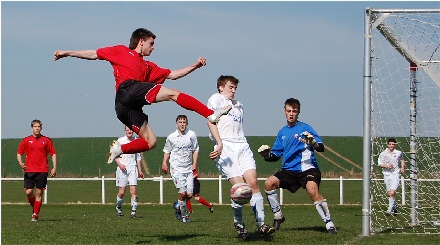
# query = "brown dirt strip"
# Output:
<box><xmin>324</xmin><ymin>146</ymin><xmax>363</xmax><ymax>170</ymax></box>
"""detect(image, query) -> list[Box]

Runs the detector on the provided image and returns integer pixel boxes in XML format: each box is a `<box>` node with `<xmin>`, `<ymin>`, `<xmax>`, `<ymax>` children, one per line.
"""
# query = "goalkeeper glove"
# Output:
<box><xmin>299</xmin><ymin>131</ymin><xmax>318</xmax><ymax>147</ymax></box>
<box><xmin>258</xmin><ymin>145</ymin><xmax>271</xmax><ymax>158</ymax></box>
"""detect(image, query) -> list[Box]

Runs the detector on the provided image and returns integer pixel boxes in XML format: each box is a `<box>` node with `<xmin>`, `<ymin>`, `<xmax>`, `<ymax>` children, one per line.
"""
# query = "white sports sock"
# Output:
<box><xmin>388</xmin><ymin>197</ymin><xmax>395</xmax><ymax>213</ymax></box>
<box><xmin>266</xmin><ymin>189</ymin><xmax>283</xmax><ymax>218</ymax></box>
<box><xmin>131</xmin><ymin>196</ymin><xmax>138</xmax><ymax>211</ymax></box>
<box><xmin>116</xmin><ymin>196</ymin><xmax>124</xmax><ymax>208</ymax></box>
<box><xmin>179</xmin><ymin>200</ymin><xmax>188</xmax><ymax>217</ymax></box>
<box><xmin>314</xmin><ymin>199</ymin><xmax>332</xmax><ymax>223</ymax></box>
<box><xmin>231</xmin><ymin>200</ymin><xmax>244</xmax><ymax>225</ymax></box>
<box><xmin>250</xmin><ymin>192</ymin><xmax>265</xmax><ymax>227</ymax></box>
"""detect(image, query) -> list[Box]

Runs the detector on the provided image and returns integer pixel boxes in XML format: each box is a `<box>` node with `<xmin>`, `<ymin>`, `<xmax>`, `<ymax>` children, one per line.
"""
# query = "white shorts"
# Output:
<box><xmin>384</xmin><ymin>173</ymin><xmax>400</xmax><ymax>191</ymax></box>
<box><xmin>172</xmin><ymin>172</ymin><xmax>194</xmax><ymax>194</ymax></box>
<box><xmin>116</xmin><ymin>165</ymin><xmax>138</xmax><ymax>187</ymax></box>
<box><xmin>215</xmin><ymin>141</ymin><xmax>256</xmax><ymax>180</ymax></box>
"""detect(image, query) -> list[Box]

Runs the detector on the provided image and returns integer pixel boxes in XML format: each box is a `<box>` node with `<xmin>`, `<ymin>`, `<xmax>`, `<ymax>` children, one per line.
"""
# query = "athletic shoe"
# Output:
<box><xmin>209</xmin><ymin>204</ymin><xmax>214</xmax><ymax>213</ymax></box>
<box><xmin>116</xmin><ymin>207</ymin><xmax>123</xmax><ymax>217</ymax></box>
<box><xmin>131</xmin><ymin>211</ymin><xmax>136</xmax><ymax>219</ymax></box>
<box><xmin>107</xmin><ymin>140</ymin><xmax>122</xmax><ymax>164</ymax></box>
<box><xmin>326</xmin><ymin>221</ymin><xmax>338</xmax><ymax>234</ymax></box>
<box><xmin>259</xmin><ymin>224</ymin><xmax>276</xmax><ymax>237</ymax></box>
<box><xmin>385</xmin><ymin>212</ymin><xmax>391</xmax><ymax>216</ymax></box>
<box><xmin>207</xmin><ymin>105</ymin><xmax>232</xmax><ymax>124</ymax></box>
<box><xmin>182</xmin><ymin>215</ymin><xmax>191</xmax><ymax>223</ymax></box>
<box><xmin>31</xmin><ymin>213</ymin><xmax>38</xmax><ymax>222</ymax></box>
<box><xmin>273</xmin><ymin>216</ymin><xmax>285</xmax><ymax>230</ymax></box>
<box><xmin>234</xmin><ymin>222</ymin><xmax>250</xmax><ymax>240</ymax></box>
<box><xmin>433</xmin><ymin>221</ymin><xmax>440</xmax><ymax>226</ymax></box>
<box><xmin>173</xmin><ymin>202</ymin><xmax>182</xmax><ymax>220</ymax></box>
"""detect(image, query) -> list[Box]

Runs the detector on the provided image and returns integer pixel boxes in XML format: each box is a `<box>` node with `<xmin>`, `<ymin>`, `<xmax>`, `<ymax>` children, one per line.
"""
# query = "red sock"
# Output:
<box><xmin>121</xmin><ymin>138</ymin><xmax>150</xmax><ymax>154</ymax></box>
<box><xmin>197</xmin><ymin>196</ymin><xmax>212</xmax><ymax>208</ymax></box>
<box><xmin>34</xmin><ymin>201</ymin><xmax>42</xmax><ymax>215</ymax></box>
<box><xmin>186</xmin><ymin>199</ymin><xmax>193</xmax><ymax>213</ymax></box>
<box><xmin>176</xmin><ymin>93</ymin><xmax>214</xmax><ymax>118</ymax></box>
<box><xmin>28</xmin><ymin>196</ymin><xmax>35</xmax><ymax>207</ymax></box>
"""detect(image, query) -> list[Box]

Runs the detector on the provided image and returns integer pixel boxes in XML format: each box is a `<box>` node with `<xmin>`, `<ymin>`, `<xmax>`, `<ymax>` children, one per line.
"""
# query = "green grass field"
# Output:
<box><xmin>2</xmin><ymin>204</ymin><xmax>438</xmax><ymax>245</ymax></box>
<box><xmin>3</xmin><ymin>137</ymin><xmax>439</xmax><ymax>243</ymax></box>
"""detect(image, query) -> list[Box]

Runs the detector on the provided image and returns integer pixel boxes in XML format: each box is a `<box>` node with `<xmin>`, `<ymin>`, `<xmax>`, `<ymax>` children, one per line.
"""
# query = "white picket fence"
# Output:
<box><xmin>2</xmin><ymin>176</ymin><xmax>364</xmax><ymax>205</ymax></box>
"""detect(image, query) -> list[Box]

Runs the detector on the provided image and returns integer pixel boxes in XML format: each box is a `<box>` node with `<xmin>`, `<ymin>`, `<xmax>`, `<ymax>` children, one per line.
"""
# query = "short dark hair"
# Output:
<box><xmin>217</xmin><ymin>75</ymin><xmax>239</xmax><ymax>92</ymax></box>
<box><xmin>284</xmin><ymin>98</ymin><xmax>300</xmax><ymax>109</ymax></box>
<box><xmin>31</xmin><ymin>119</ymin><xmax>42</xmax><ymax>127</ymax></box>
<box><xmin>129</xmin><ymin>28</ymin><xmax>156</xmax><ymax>49</ymax></box>
<box><xmin>387</xmin><ymin>138</ymin><xmax>397</xmax><ymax>144</ymax></box>
<box><xmin>176</xmin><ymin>115</ymin><xmax>188</xmax><ymax>122</ymax></box>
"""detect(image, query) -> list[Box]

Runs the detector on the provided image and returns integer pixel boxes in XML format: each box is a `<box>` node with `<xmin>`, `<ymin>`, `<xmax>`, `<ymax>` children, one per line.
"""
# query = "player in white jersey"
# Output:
<box><xmin>378</xmin><ymin>138</ymin><xmax>406</xmax><ymax>216</ymax></box>
<box><xmin>162</xmin><ymin>115</ymin><xmax>198</xmax><ymax>223</ymax></box>
<box><xmin>207</xmin><ymin>75</ymin><xmax>275</xmax><ymax>239</ymax></box>
<box><xmin>115</xmin><ymin>126</ymin><xmax>145</xmax><ymax>218</ymax></box>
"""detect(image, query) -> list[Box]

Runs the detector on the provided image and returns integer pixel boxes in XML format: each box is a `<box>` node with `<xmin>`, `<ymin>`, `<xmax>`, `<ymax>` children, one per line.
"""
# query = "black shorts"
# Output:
<box><xmin>274</xmin><ymin>168</ymin><xmax>321</xmax><ymax>193</ymax></box>
<box><xmin>193</xmin><ymin>178</ymin><xmax>201</xmax><ymax>196</ymax></box>
<box><xmin>24</xmin><ymin>172</ymin><xmax>48</xmax><ymax>189</ymax></box>
<box><xmin>115</xmin><ymin>80</ymin><xmax>157</xmax><ymax>131</ymax></box>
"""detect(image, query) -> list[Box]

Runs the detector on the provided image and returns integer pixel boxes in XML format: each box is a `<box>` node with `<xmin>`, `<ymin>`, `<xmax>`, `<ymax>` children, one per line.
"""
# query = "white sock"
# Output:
<box><xmin>266</xmin><ymin>189</ymin><xmax>283</xmax><ymax>218</ymax></box>
<box><xmin>116</xmin><ymin>196</ymin><xmax>124</xmax><ymax>208</ymax></box>
<box><xmin>179</xmin><ymin>200</ymin><xmax>188</xmax><ymax>216</ymax></box>
<box><xmin>388</xmin><ymin>197</ymin><xmax>395</xmax><ymax>213</ymax></box>
<box><xmin>232</xmin><ymin>200</ymin><xmax>244</xmax><ymax>225</ymax></box>
<box><xmin>131</xmin><ymin>196</ymin><xmax>138</xmax><ymax>212</ymax></box>
<box><xmin>250</xmin><ymin>192</ymin><xmax>265</xmax><ymax>227</ymax></box>
<box><xmin>314</xmin><ymin>199</ymin><xmax>332</xmax><ymax>223</ymax></box>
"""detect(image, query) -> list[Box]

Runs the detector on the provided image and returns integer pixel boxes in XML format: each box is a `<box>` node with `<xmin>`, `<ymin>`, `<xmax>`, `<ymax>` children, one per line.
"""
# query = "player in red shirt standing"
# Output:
<box><xmin>54</xmin><ymin>28</ymin><xmax>231</xmax><ymax>163</ymax></box>
<box><xmin>17</xmin><ymin>119</ymin><xmax>57</xmax><ymax>222</ymax></box>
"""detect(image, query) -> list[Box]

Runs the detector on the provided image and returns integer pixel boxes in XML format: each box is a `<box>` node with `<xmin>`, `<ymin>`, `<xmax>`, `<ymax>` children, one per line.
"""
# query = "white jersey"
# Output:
<box><xmin>163</xmin><ymin>129</ymin><xmax>199</xmax><ymax>174</ymax></box>
<box><xmin>207</xmin><ymin>93</ymin><xmax>247</xmax><ymax>143</ymax></box>
<box><xmin>117</xmin><ymin>136</ymin><xmax>142</xmax><ymax>167</ymax></box>
<box><xmin>378</xmin><ymin>148</ymin><xmax>404</xmax><ymax>175</ymax></box>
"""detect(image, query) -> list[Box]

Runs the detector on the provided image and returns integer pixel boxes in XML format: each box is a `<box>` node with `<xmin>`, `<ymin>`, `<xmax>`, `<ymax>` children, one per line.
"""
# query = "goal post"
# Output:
<box><xmin>363</xmin><ymin>8</ymin><xmax>440</xmax><ymax>236</ymax></box>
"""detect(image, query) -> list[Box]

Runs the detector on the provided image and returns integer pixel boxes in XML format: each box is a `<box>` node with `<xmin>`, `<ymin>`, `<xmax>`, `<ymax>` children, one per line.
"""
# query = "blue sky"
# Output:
<box><xmin>2</xmin><ymin>1</ymin><xmax>439</xmax><ymax>139</ymax></box>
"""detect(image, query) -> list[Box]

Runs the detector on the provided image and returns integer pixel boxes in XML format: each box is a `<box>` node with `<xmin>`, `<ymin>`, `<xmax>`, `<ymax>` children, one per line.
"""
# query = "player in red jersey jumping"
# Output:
<box><xmin>54</xmin><ymin>28</ymin><xmax>231</xmax><ymax>163</ymax></box>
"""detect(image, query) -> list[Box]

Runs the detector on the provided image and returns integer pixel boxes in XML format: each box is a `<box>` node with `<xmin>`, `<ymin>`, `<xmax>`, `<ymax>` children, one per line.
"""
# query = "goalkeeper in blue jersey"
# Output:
<box><xmin>257</xmin><ymin>98</ymin><xmax>338</xmax><ymax>234</ymax></box>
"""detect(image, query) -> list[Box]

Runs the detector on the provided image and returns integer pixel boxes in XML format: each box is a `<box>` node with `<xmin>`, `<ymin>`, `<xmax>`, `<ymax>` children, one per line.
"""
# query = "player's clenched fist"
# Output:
<box><xmin>258</xmin><ymin>145</ymin><xmax>271</xmax><ymax>158</ymax></box>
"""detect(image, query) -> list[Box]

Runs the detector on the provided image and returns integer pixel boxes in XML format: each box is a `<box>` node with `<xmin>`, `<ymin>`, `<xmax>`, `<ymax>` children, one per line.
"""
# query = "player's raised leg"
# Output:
<box><xmin>154</xmin><ymin>86</ymin><xmax>231</xmax><ymax>124</ymax></box>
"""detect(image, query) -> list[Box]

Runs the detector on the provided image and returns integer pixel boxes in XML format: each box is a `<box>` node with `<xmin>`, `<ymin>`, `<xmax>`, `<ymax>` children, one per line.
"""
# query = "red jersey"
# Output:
<box><xmin>17</xmin><ymin>135</ymin><xmax>56</xmax><ymax>173</ymax></box>
<box><xmin>96</xmin><ymin>45</ymin><xmax>171</xmax><ymax>91</ymax></box>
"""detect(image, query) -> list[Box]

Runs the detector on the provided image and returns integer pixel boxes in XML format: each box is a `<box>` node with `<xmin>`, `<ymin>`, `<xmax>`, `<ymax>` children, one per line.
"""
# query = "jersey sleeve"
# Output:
<box><xmin>378</xmin><ymin>152</ymin><xmax>385</xmax><ymax>166</ymax></box>
<box><xmin>163</xmin><ymin>136</ymin><xmax>172</xmax><ymax>153</ymax></box>
<box><xmin>271</xmin><ymin>130</ymin><xmax>284</xmax><ymax>157</ymax></box>
<box><xmin>96</xmin><ymin>45</ymin><xmax>120</xmax><ymax>62</ymax></box>
<box><xmin>192</xmin><ymin>131</ymin><xmax>200</xmax><ymax>152</ymax></box>
<box><xmin>207</xmin><ymin>93</ymin><xmax>222</xmax><ymax>110</ymax></box>
<box><xmin>145</xmin><ymin>61</ymin><xmax>171</xmax><ymax>84</ymax></box>
<box><xmin>47</xmin><ymin>138</ymin><xmax>57</xmax><ymax>155</ymax></box>
<box><xmin>17</xmin><ymin>138</ymin><xmax>27</xmax><ymax>155</ymax></box>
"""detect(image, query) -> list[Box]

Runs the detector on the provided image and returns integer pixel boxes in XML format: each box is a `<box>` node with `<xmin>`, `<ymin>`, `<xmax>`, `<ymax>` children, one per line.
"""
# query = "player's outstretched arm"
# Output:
<box><xmin>167</xmin><ymin>57</ymin><xmax>207</xmax><ymax>80</ymax></box>
<box><xmin>54</xmin><ymin>50</ymin><xmax>98</xmax><ymax>61</ymax></box>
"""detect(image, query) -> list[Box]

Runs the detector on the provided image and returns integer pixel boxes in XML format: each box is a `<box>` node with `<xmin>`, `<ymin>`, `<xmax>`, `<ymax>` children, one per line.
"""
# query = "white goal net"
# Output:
<box><xmin>365</xmin><ymin>8</ymin><xmax>440</xmax><ymax>235</ymax></box>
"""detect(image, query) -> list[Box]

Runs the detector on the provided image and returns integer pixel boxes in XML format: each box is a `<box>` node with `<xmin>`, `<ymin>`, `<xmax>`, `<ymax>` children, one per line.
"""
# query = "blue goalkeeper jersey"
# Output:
<box><xmin>271</xmin><ymin>121</ymin><xmax>323</xmax><ymax>172</ymax></box>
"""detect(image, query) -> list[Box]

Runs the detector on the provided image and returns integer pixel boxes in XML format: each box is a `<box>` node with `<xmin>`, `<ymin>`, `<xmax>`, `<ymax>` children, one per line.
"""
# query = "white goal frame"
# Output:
<box><xmin>363</xmin><ymin>8</ymin><xmax>440</xmax><ymax>236</ymax></box>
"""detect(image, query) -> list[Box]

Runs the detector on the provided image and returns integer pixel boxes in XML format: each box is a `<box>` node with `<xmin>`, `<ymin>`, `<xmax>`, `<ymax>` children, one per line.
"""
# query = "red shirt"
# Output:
<box><xmin>17</xmin><ymin>135</ymin><xmax>56</xmax><ymax>173</ymax></box>
<box><xmin>96</xmin><ymin>45</ymin><xmax>171</xmax><ymax>91</ymax></box>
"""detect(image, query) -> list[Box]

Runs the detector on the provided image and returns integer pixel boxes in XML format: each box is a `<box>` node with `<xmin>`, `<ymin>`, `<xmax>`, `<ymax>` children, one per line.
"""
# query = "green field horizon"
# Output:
<box><xmin>2</xmin><ymin>136</ymin><xmax>365</xmax><ymax>178</ymax></box>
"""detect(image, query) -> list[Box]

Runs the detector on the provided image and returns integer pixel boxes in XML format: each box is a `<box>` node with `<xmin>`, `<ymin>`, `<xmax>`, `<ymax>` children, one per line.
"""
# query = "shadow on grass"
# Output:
<box><xmin>134</xmin><ymin>234</ymin><xmax>209</xmax><ymax>244</ymax></box>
